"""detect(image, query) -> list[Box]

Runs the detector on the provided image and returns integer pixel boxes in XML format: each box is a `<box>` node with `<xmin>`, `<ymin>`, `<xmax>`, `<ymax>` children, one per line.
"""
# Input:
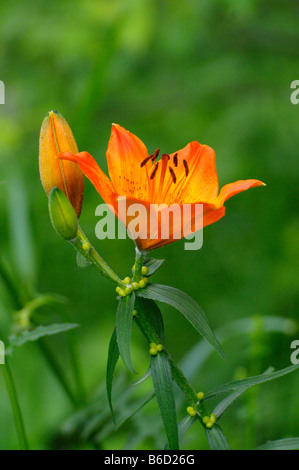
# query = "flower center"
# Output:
<box><xmin>141</xmin><ymin>149</ymin><xmax>189</xmax><ymax>202</ymax></box>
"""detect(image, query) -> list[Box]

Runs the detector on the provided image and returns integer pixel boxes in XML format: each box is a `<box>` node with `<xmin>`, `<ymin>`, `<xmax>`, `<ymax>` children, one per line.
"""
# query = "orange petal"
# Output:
<box><xmin>216</xmin><ymin>179</ymin><xmax>265</xmax><ymax>207</ymax></box>
<box><xmin>59</xmin><ymin>151</ymin><xmax>115</xmax><ymax>205</ymax></box>
<box><xmin>106</xmin><ymin>124</ymin><xmax>150</xmax><ymax>200</ymax></box>
<box><xmin>167</xmin><ymin>142</ymin><xmax>219</xmax><ymax>204</ymax></box>
<box><xmin>110</xmin><ymin>196</ymin><xmax>226</xmax><ymax>252</ymax></box>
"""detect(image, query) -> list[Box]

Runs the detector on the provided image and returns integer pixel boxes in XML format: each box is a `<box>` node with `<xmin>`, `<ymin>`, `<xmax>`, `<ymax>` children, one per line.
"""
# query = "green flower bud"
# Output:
<box><xmin>48</xmin><ymin>187</ymin><xmax>78</xmax><ymax>240</ymax></box>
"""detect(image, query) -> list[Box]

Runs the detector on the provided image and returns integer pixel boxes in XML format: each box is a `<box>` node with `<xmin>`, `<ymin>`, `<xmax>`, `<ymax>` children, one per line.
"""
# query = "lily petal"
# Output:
<box><xmin>59</xmin><ymin>151</ymin><xmax>116</xmax><ymax>205</ymax></box>
<box><xmin>168</xmin><ymin>142</ymin><xmax>219</xmax><ymax>204</ymax></box>
<box><xmin>107</xmin><ymin>124</ymin><xmax>150</xmax><ymax>200</ymax></box>
<box><xmin>215</xmin><ymin>179</ymin><xmax>265</xmax><ymax>207</ymax></box>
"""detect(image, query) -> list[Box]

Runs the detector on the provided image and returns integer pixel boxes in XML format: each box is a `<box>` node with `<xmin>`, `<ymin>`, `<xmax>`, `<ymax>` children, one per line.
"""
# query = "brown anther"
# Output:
<box><xmin>169</xmin><ymin>166</ymin><xmax>177</xmax><ymax>183</ymax></box>
<box><xmin>141</xmin><ymin>155</ymin><xmax>153</xmax><ymax>167</ymax></box>
<box><xmin>173</xmin><ymin>153</ymin><xmax>178</xmax><ymax>167</ymax></box>
<box><xmin>150</xmin><ymin>162</ymin><xmax>159</xmax><ymax>180</ymax></box>
<box><xmin>183</xmin><ymin>159</ymin><xmax>189</xmax><ymax>177</ymax></box>
<box><xmin>152</xmin><ymin>148</ymin><xmax>160</xmax><ymax>162</ymax></box>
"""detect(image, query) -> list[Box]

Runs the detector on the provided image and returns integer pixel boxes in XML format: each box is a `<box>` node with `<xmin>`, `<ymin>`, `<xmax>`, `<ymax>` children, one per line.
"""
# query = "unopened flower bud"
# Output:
<box><xmin>39</xmin><ymin>110</ymin><xmax>84</xmax><ymax>217</ymax></box>
<box><xmin>48</xmin><ymin>187</ymin><xmax>78</xmax><ymax>240</ymax></box>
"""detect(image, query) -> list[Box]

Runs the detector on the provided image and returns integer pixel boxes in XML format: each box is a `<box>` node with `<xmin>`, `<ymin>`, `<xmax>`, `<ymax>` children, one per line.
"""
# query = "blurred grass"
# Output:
<box><xmin>0</xmin><ymin>0</ymin><xmax>299</xmax><ymax>450</ymax></box>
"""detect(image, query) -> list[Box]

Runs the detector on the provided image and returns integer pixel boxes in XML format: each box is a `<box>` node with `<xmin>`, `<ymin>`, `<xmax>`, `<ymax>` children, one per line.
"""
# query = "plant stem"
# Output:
<box><xmin>132</xmin><ymin>247</ymin><xmax>146</xmax><ymax>282</ymax></box>
<box><xmin>1</xmin><ymin>359</ymin><xmax>29</xmax><ymax>450</ymax></box>
<box><xmin>73</xmin><ymin>227</ymin><xmax>125</xmax><ymax>287</ymax></box>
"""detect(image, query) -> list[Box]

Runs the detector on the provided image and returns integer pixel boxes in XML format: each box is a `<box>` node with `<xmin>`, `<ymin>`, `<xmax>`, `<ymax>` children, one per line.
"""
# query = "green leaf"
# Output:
<box><xmin>137</xmin><ymin>284</ymin><xmax>225</xmax><ymax>359</ymax></box>
<box><xmin>205</xmin><ymin>424</ymin><xmax>231</xmax><ymax>450</ymax></box>
<box><xmin>116</xmin><ymin>293</ymin><xmax>136</xmax><ymax>373</ymax></box>
<box><xmin>143</xmin><ymin>258</ymin><xmax>165</xmax><ymax>276</ymax></box>
<box><xmin>256</xmin><ymin>438</ymin><xmax>299</xmax><ymax>450</ymax></box>
<box><xmin>6</xmin><ymin>323</ymin><xmax>79</xmax><ymax>355</ymax></box>
<box><xmin>106</xmin><ymin>328</ymin><xmax>120</xmax><ymax>423</ymax></box>
<box><xmin>213</xmin><ymin>368</ymin><xmax>274</xmax><ymax>419</ymax></box>
<box><xmin>205</xmin><ymin>364</ymin><xmax>299</xmax><ymax>400</ymax></box>
<box><xmin>165</xmin><ymin>415</ymin><xmax>196</xmax><ymax>450</ymax></box>
<box><xmin>151</xmin><ymin>351</ymin><xmax>179</xmax><ymax>450</ymax></box>
<box><xmin>115</xmin><ymin>393</ymin><xmax>155</xmax><ymax>430</ymax></box>
<box><xmin>132</xmin><ymin>367</ymin><xmax>152</xmax><ymax>386</ymax></box>
<box><xmin>135</xmin><ymin>297</ymin><xmax>197</xmax><ymax>404</ymax></box>
<box><xmin>135</xmin><ymin>297</ymin><xmax>164</xmax><ymax>343</ymax></box>
<box><xmin>179</xmin><ymin>315</ymin><xmax>295</xmax><ymax>382</ymax></box>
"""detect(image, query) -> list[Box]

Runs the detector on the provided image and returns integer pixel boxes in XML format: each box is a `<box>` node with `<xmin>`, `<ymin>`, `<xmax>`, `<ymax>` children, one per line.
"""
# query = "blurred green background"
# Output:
<box><xmin>0</xmin><ymin>0</ymin><xmax>299</xmax><ymax>450</ymax></box>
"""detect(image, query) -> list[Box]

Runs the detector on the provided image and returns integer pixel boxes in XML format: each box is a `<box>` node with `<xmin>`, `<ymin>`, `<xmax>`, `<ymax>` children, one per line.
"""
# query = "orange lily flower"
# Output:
<box><xmin>59</xmin><ymin>124</ymin><xmax>264</xmax><ymax>251</ymax></box>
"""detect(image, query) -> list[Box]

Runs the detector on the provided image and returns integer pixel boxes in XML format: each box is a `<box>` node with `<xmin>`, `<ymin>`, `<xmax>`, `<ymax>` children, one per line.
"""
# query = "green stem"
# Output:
<box><xmin>132</xmin><ymin>248</ymin><xmax>146</xmax><ymax>283</ymax></box>
<box><xmin>135</xmin><ymin>309</ymin><xmax>207</xmax><ymax>416</ymax></box>
<box><xmin>73</xmin><ymin>227</ymin><xmax>125</xmax><ymax>287</ymax></box>
<box><xmin>1</xmin><ymin>359</ymin><xmax>29</xmax><ymax>450</ymax></box>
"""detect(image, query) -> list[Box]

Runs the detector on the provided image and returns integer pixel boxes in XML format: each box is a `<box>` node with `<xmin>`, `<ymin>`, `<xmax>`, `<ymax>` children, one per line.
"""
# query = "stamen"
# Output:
<box><xmin>150</xmin><ymin>162</ymin><xmax>159</xmax><ymax>180</ymax></box>
<box><xmin>152</xmin><ymin>148</ymin><xmax>160</xmax><ymax>162</ymax></box>
<box><xmin>141</xmin><ymin>155</ymin><xmax>153</xmax><ymax>167</ymax></box>
<box><xmin>173</xmin><ymin>153</ymin><xmax>178</xmax><ymax>167</ymax></box>
<box><xmin>169</xmin><ymin>166</ymin><xmax>177</xmax><ymax>184</ymax></box>
<box><xmin>183</xmin><ymin>159</ymin><xmax>189</xmax><ymax>177</ymax></box>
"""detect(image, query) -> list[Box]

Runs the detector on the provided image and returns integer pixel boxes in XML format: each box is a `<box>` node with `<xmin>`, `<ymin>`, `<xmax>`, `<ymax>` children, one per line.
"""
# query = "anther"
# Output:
<box><xmin>173</xmin><ymin>153</ymin><xmax>178</xmax><ymax>167</ymax></box>
<box><xmin>169</xmin><ymin>166</ymin><xmax>177</xmax><ymax>184</ymax></box>
<box><xmin>183</xmin><ymin>159</ymin><xmax>189</xmax><ymax>177</ymax></box>
<box><xmin>150</xmin><ymin>162</ymin><xmax>159</xmax><ymax>180</ymax></box>
<box><xmin>140</xmin><ymin>155</ymin><xmax>153</xmax><ymax>167</ymax></box>
<box><xmin>152</xmin><ymin>148</ymin><xmax>160</xmax><ymax>162</ymax></box>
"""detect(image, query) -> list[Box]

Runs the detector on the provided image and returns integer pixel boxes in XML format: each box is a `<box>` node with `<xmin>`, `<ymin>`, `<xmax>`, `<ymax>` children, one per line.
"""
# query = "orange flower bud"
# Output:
<box><xmin>39</xmin><ymin>110</ymin><xmax>84</xmax><ymax>217</ymax></box>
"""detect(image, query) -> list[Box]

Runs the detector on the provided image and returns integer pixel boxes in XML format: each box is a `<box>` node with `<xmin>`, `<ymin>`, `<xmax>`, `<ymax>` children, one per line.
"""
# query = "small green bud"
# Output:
<box><xmin>132</xmin><ymin>265</ymin><xmax>135</xmax><ymax>272</ymax></box>
<box><xmin>116</xmin><ymin>286</ymin><xmax>121</xmax><ymax>294</ymax></box>
<box><xmin>206</xmin><ymin>421</ymin><xmax>214</xmax><ymax>429</ymax></box>
<box><xmin>197</xmin><ymin>392</ymin><xmax>205</xmax><ymax>401</ymax></box>
<box><xmin>141</xmin><ymin>266</ymin><xmax>149</xmax><ymax>276</ymax></box>
<box><xmin>123</xmin><ymin>277</ymin><xmax>131</xmax><ymax>285</ymax></box>
<box><xmin>138</xmin><ymin>279</ymin><xmax>146</xmax><ymax>288</ymax></box>
<box><xmin>131</xmin><ymin>282</ymin><xmax>139</xmax><ymax>290</ymax></box>
<box><xmin>187</xmin><ymin>406</ymin><xmax>197</xmax><ymax>417</ymax></box>
<box><xmin>149</xmin><ymin>342</ymin><xmax>157</xmax><ymax>348</ymax></box>
<box><xmin>125</xmin><ymin>286</ymin><xmax>133</xmax><ymax>295</ymax></box>
<box><xmin>209</xmin><ymin>414</ymin><xmax>216</xmax><ymax>424</ymax></box>
<box><xmin>133</xmin><ymin>309</ymin><xmax>137</xmax><ymax>317</ymax></box>
<box><xmin>118</xmin><ymin>289</ymin><xmax>127</xmax><ymax>297</ymax></box>
<box><xmin>202</xmin><ymin>416</ymin><xmax>210</xmax><ymax>424</ymax></box>
<box><xmin>48</xmin><ymin>187</ymin><xmax>78</xmax><ymax>240</ymax></box>
<box><xmin>149</xmin><ymin>347</ymin><xmax>158</xmax><ymax>356</ymax></box>
<box><xmin>156</xmin><ymin>344</ymin><xmax>164</xmax><ymax>352</ymax></box>
<box><xmin>82</xmin><ymin>241</ymin><xmax>91</xmax><ymax>251</ymax></box>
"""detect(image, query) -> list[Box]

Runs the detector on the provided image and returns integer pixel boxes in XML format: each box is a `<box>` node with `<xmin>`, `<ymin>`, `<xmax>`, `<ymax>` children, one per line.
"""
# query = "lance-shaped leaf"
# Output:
<box><xmin>143</xmin><ymin>258</ymin><xmax>165</xmax><ymax>276</ymax></box>
<box><xmin>205</xmin><ymin>364</ymin><xmax>299</xmax><ymax>400</ymax></box>
<box><xmin>106</xmin><ymin>328</ymin><xmax>120</xmax><ymax>423</ymax></box>
<box><xmin>135</xmin><ymin>297</ymin><xmax>164</xmax><ymax>343</ymax></box>
<box><xmin>256</xmin><ymin>438</ymin><xmax>299</xmax><ymax>450</ymax></box>
<box><xmin>116</xmin><ymin>293</ymin><xmax>136</xmax><ymax>373</ymax></box>
<box><xmin>205</xmin><ymin>424</ymin><xmax>231</xmax><ymax>450</ymax></box>
<box><xmin>137</xmin><ymin>284</ymin><xmax>224</xmax><ymax>358</ymax></box>
<box><xmin>151</xmin><ymin>351</ymin><xmax>179</xmax><ymax>450</ymax></box>
<box><xmin>212</xmin><ymin>367</ymin><xmax>274</xmax><ymax>419</ymax></box>
<box><xmin>164</xmin><ymin>415</ymin><xmax>197</xmax><ymax>450</ymax></box>
<box><xmin>6</xmin><ymin>323</ymin><xmax>79</xmax><ymax>355</ymax></box>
